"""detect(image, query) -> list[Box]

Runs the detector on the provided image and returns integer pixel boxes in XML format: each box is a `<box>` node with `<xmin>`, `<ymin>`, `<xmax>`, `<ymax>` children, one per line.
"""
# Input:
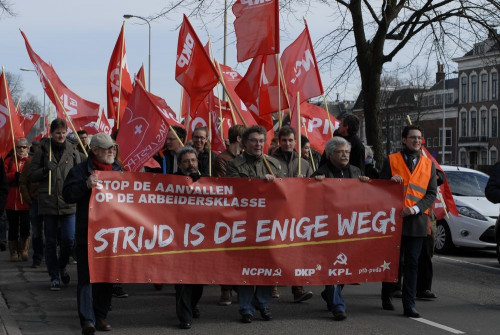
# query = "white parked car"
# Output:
<box><xmin>435</xmin><ymin>165</ymin><xmax>499</xmax><ymax>253</ymax></box>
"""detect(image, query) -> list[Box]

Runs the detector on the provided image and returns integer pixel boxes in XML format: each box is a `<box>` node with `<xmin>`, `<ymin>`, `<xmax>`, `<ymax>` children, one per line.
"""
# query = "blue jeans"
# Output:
<box><xmin>324</xmin><ymin>284</ymin><xmax>345</xmax><ymax>312</ymax></box>
<box><xmin>44</xmin><ymin>214</ymin><xmax>75</xmax><ymax>281</ymax></box>
<box><xmin>401</xmin><ymin>236</ymin><xmax>425</xmax><ymax>309</ymax></box>
<box><xmin>237</xmin><ymin>285</ymin><xmax>273</xmax><ymax>316</ymax></box>
<box><xmin>30</xmin><ymin>201</ymin><xmax>44</xmax><ymax>263</ymax></box>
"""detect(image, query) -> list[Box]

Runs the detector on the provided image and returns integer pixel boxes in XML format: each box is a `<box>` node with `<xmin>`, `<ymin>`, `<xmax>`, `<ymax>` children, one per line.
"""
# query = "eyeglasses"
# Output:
<box><xmin>101</xmin><ymin>145</ymin><xmax>118</xmax><ymax>151</ymax></box>
<box><xmin>407</xmin><ymin>136</ymin><xmax>423</xmax><ymax>141</ymax></box>
<box><xmin>16</xmin><ymin>146</ymin><xmax>28</xmax><ymax>149</ymax></box>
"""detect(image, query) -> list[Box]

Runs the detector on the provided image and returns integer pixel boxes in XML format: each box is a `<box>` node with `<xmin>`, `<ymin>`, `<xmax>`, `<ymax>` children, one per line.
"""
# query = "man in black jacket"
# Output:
<box><xmin>63</xmin><ymin>133</ymin><xmax>122</xmax><ymax>335</ymax></box>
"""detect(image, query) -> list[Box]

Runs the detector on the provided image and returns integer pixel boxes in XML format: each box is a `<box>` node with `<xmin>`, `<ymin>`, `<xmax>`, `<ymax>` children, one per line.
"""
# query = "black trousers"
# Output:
<box><xmin>417</xmin><ymin>233</ymin><xmax>434</xmax><ymax>292</ymax></box>
<box><xmin>175</xmin><ymin>284</ymin><xmax>203</xmax><ymax>323</ymax></box>
<box><xmin>6</xmin><ymin>210</ymin><xmax>30</xmax><ymax>240</ymax></box>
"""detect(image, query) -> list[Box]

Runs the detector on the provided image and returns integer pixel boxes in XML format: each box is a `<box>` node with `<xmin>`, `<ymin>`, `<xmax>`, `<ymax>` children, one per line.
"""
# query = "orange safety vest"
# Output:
<box><xmin>389</xmin><ymin>152</ymin><xmax>432</xmax><ymax>215</ymax></box>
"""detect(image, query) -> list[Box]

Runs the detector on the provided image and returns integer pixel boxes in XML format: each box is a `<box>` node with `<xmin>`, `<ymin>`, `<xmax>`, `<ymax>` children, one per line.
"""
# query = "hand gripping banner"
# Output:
<box><xmin>89</xmin><ymin>172</ymin><xmax>404</xmax><ymax>285</ymax></box>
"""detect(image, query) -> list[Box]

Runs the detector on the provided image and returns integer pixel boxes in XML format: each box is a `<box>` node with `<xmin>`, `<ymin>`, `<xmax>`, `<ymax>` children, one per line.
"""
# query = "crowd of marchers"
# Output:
<box><xmin>0</xmin><ymin>114</ymin><xmax>456</xmax><ymax>334</ymax></box>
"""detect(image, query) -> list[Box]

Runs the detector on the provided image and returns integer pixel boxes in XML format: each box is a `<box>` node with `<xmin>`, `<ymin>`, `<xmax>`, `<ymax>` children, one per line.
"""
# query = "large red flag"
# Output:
<box><xmin>107</xmin><ymin>23</ymin><xmax>133</xmax><ymax>125</ymax></box>
<box><xmin>117</xmin><ymin>82</ymin><xmax>180</xmax><ymax>172</ymax></box>
<box><xmin>300</xmin><ymin>102</ymin><xmax>339</xmax><ymax>153</ymax></box>
<box><xmin>0</xmin><ymin>71</ymin><xmax>25</xmax><ymax>158</ymax></box>
<box><xmin>20</xmin><ymin>30</ymin><xmax>100</xmax><ymax>122</ymax></box>
<box><xmin>18</xmin><ymin>112</ymin><xmax>41</xmax><ymax>137</ymax></box>
<box><xmin>232</xmin><ymin>0</ymin><xmax>279</xmax><ymax>62</ymax></box>
<box><xmin>235</xmin><ymin>54</ymin><xmax>288</xmax><ymax>123</ymax></box>
<box><xmin>175</xmin><ymin>15</ymin><xmax>219</xmax><ymax>116</ymax></box>
<box><xmin>421</xmin><ymin>146</ymin><xmax>459</xmax><ymax>219</ymax></box>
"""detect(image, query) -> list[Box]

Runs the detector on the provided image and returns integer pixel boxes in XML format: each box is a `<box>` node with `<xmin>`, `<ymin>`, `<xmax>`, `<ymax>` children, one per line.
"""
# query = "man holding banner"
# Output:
<box><xmin>227</xmin><ymin>125</ymin><xmax>282</xmax><ymax>323</ymax></box>
<box><xmin>62</xmin><ymin>132</ymin><xmax>122</xmax><ymax>334</ymax></box>
<box><xmin>380</xmin><ymin>125</ymin><xmax>437</xmax><ymax>318</ymax></box>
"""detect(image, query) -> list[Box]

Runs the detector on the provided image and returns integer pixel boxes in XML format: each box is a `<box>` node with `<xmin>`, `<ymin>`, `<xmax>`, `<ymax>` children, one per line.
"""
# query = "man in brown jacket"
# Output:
<box><xmin>214</xmin><ymin>125</ymin><xmax>246</xmax><ymax>178</ymax></box>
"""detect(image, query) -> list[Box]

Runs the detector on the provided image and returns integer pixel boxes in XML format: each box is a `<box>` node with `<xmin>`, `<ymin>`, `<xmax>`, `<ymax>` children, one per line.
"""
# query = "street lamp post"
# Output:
<box><xmin>123</xmin><ymin>14</ymin><xmax>151</xmax><ymax>92</ymax></box>
<box><xmin>20</xmin><ymin>67</ymin><xmax>46</xmax><ymax>116</ymax></box>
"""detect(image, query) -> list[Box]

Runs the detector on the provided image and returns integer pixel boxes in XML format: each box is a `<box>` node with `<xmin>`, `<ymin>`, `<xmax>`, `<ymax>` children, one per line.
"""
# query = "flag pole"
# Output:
<box><xmin>322</xmin><ymin>94</ymin><xmax>334</xmax><ymax>138</ymax></box>
<box><xmin>208</xmin><ymin>36</ymin><xmax>225</xmax><ymax>141</ymax></box>
<box><xmin>276</xmin><ymin>54</ymin><xmax>282</xmax><ymax>130</ymax></box>
<box><xmin>297</xmin><ymin>93</ymin><xmax>302</xmax><ymax>176</ymax></box>
<box><xmin>48</xmin><ymin>104</ymin><xmax>53</xmax><ymax>196</ymax></box>
<box><xmin>278</xmin><ymin>58</ymin><xmax>291</xmax><ymax>122</ymax></box>
<box><xmin>208</xmin><ymin>110</ymin><xmax>212</xmax><ymax>177</ymax></box>
<box><xmin>215</xmin><ymin>61</ymin><xmax>239</xmax><ymax>126</ymax></box>
<box><xmin>116</xmin><ymin>22</ymin><xmax>126</xmax><ymax>130</ymax></box>
<box><xmin>299</xmin><ymin>115</ymin><xmax>316</xmax><ymax>172</ymax></box>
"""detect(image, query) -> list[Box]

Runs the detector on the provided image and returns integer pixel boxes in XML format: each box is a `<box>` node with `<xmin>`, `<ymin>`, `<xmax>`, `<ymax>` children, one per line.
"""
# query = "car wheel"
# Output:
<box><xmin>435</xmin><ymin>220</ymin><xmax>454</xmax><ymax>253</ymax></box>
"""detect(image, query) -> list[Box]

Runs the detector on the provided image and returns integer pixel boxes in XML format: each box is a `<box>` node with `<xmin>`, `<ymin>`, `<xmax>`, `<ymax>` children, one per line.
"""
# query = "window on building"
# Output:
<box><xmin>481</xmin><ymin>110</ymin><xmax>487</xmax><ymax>136</ymax></box>
<box><xmin>491</xmin><ymin>150</ymin><xmax>498</xmax><ymax>164</ymax></box>
<box><xmin>427</xmin><ymin>137</ymin><xmax>433</xmax><ymax>147</ymax></box>
<box><xmin>461</xmin><ymin>111</ymin><xmax>467</xmax><ymax>136</ymax></box>
<box><xmin>436</xmin><ymin>94</ymin><xmax>442</xmax><ymax>105</ymax></box>
<box><xmin>460</xmin><ymin>151</ymin><xmax>467</xmax><ymax>166</ymax></box>
<box><xmin>447</xmin><ymin>92</ymin><xmax>454</xmax><ymax>104</ymax></box>
<box><xmin>471</xmin><ymin>110</ymin><xmax>477</xmax><ymax>137</ymax></box>
<box><xmin>429</xmin><ymin>95</ymin><xmax>434</xmax><ymax>106</ymax></box>
<box><xmin>492</xmin><ymin>109</ymin><xmax>498</xmax><ymax>137</ymax></box>
<box><xmin>481</xmin><ymin>150</ymin><xmax>488</xmax><ymax>165</ymax></box>
<box><xmin>434</xmin><ymin>137</ymin><xmax>439</xmax><ymax>148</ymax></box>
<box><xmin>481</xmin><ymin>73</ymin><xmax>488</xmax><ymax>101</ymax></box>
<box><xmin>446</xmin><ymin>129</ymin><xmax>452</xmax><ymax>146</ymax></box>
<box><xmin>461</xmin><ymin>76</ymin><xmax>468</xmax><ymax>103</ymax></box>
<box><xmin>471</xmin><ymin>75</ymin><xmax>477</xmax><ymax>103</ymax></box>
<box><xmin>493</xmin><ymin>72</ymin><xmax>498</xmax><ymax>100</ymax></box>
<box><xmin>422</xmin><ymin>96</ymin><xmax>428</xmax><ymax>106</ymax></box>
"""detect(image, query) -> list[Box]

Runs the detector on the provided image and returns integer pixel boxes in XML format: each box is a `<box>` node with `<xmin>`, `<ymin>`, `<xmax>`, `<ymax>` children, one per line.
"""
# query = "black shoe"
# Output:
<box><xmin>393</xmin><ymin>289</ymin><xmax>403</xmax><ymax>298</ymax></box>
<box><xmin>0</xmin><ymin>241</ymin><xmax>6</xmax><ymax>252</ymax></box>
<box><xmin>179</xmin><ymin>322</ymin><xmax>192</xmax><ymax>329</ymax></box>
<box><xmin>417</xmin><ymin>290</ymin><xmax>437</xmax><ymax>299</ymax></box>
<box><xmin>241</xmin><ymin>314</ymin><xmax>253</xmax><ymax>323</ymax></box>
<box><xmin>258</xmin><ymin>307</ymin><xmax>272</xmax><ymax>321</ymax></box>
<box><xmin>95</xmin><ymin>319</ymin><xmax>112</xmax><ymax>331</ymax></box>
<box><xmin>153</xmin><ymin>283</ymin><xmax>164</xmax><ymax>291</ymax></box>
<box><xmin>192</xmin><ymin>306</ymin><xmax>200</xmax><ymax>319</ymax></box>
<box><xmin>112</xmin><ymin>285</ymin><xmax>128</xmax><ymax>298</ymax></box>
<box><xmin>293</xmin><ymin>290</ymin><xmax>313</xmax><ymax>303</ymax></box>
<box><xmin>321</xmin><ymin>290</ymin><xmax>333</xmax><ymax>311</ymax></box>
<box><xmin>382</xmin><ymin>298</ymin><xmax>395</xmax><ymax>311</ymax></box>
<box><xmin>81</xmin><ymin>321</ymin><xmax>96</xmax><ymax>335</ymax></box>
<box><xmin>60</xmin><ymin>269</ymin><xmax>70</xmax><ymax>285</ymax></box>
<box><xmin>403</xmin><ymin>306</ymin><xmax>421</xmax><ymax>318</ymax></box>
<box><xmin>31</xmin><ymin>259</ymin><xmax>41</xmax><ymax>268</ymax></box>
<box><xmin>332</xmin><ymin>310</ymin><xmax>347</xmax><ymax>321</ymax></box>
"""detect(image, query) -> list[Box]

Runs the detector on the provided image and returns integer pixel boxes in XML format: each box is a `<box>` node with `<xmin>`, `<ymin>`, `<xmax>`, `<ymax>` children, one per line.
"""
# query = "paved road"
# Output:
<box><xmin>1</xmin><ymin>248</ymin><xmax>500</xmax><ymax>334</ymax></box>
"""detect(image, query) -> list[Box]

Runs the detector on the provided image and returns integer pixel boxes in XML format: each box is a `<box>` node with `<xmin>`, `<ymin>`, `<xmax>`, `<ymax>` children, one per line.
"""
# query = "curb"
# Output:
<box><xmin>0</xmin><ymin>291</ymin><xmax>22</xmax><ymax>335</ymax></box>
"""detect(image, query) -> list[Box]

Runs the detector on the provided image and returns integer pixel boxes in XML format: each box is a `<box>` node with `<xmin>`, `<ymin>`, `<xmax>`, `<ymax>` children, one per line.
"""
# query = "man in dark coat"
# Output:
<box><xmin>312</xmin><ymin>136</ymin><xmax>369</xmax><ymax>321</ymax></box>
<box><xmin>380</xmin><ymin>125</ymin><xmax>437</xmax><ymax>318</ymax></box>
<box><xmin>147</xmin><ymin>125</ymin><xmax>186</xmax><ymax>174</ymax></box>
<box><xmin>191</xmin><ymin>126</ymin><xmax>217</xmax><ymax>176</ymax></box>
<box><xmin>63</xmin><ymin>133</ymin><xmax>122</xmax><ymax>335</ymax></box>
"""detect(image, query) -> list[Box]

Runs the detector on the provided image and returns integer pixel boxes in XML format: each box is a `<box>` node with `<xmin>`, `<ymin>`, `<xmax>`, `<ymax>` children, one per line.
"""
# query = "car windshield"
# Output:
<box><xmin>445</xmin><ymin>170</ymin><xmax>488</xmax><ymax>197</ymax></box>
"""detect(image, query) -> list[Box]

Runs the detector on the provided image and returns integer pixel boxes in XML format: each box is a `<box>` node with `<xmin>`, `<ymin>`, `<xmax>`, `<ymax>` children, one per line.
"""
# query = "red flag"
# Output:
<box><xmin>299</xmin><ymin>102</ymin><xmax>339</xmax><ymax>153</ymax></box>
<box><xmin>281</xmin><ymin>24</ymin><xmax>323</xmax><ymax>116</ymax></box>
<box><xmin>0</xmin><ymin>71</ymin><xmax>25</xmax><ymax>158</ymax></box>
<box><xmin>421</xmin><ymin>146</ymin><xmax>459</xmax><ymax>219</ymax></box>
<box><xmin>136</xmin><ymin>64</ymin><xmax>146</xmax><ymax>87</ymax></box>
<box><xmin>232</xmin><ymin>0</ymin><xmax>279</xmax><ymax>62</ymax></box>
<box><xmin>18</xmin><ymin>112</ymin><xmax>41</xmax><ymax>137</ymax></box>
<box><xmin>217</xmin><ymin>63</ymin><xmax>258</xmax><ymax>127</ymax></box>
<box><xmin>235</xmin><ymin>54</ymin><xmax>288</xmax><ymax>121</ymax></box>
<box><xmin>117</xmin><ymin>82</ymin><xmax>175</xmax><ymax>172</ymax></box>
<box><xmin>20</xmin><ymin>30</ymin><xmax>100</xmax><ymax>122</ymax></box>
<box><xmin>107</xmin><ymin>23</ymin><xmax>133</xmax><ymax>125</ymax></box>
<box><xmin>175</xmin><ymin>15</ymin><xmax>219</xmax><ymax>116</ymax></box>
<box><xmin>97</xmin><ymin>109</ymin><xmax>113</xmax><ymax>135</ymax></box>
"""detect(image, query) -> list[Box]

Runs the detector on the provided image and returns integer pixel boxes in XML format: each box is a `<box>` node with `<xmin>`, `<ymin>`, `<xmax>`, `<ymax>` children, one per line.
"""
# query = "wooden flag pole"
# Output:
<box><xmin>116</xmin><ymin>21</ymin><xmax>126</xmax><ymax>130</ymax></box>
<box><xmin>262</xmin><ymin>155</ymin><xmax>275</xmax><ymax>177</ymax></box>
<box><xmin>278</xmin><ymin>57</ymin><xmax>291</xmax><ymax>120</ymax></box>
<box><xmin>297</xmin><ymin>93</ymin><xmax>302</xmax><ymax>176</ymax></box>
<box><xmin>48</xmin><ymin>104</ymin><xmax>53</xmax><ymax>196</ymax></box>
<box><xmin>215</xmin><ymin>60</ymin><xmax>239</xmax><ymax>126</ymax></box>
<box><xmin>322</xmin><ymin>94</ymin><xmax>334</xmax><ymax>138</ymax></box>
<box><xmin>179</xmin><ymin>87</ymin><xmax>184</xmax><ymax>123</ymax></box>
<box><xmin>208</xmin><ymin>37</ymin><xmax>225</xmax><ymax>140</ymax></box>
<box><xmin>276</xmin><ymin>54</ymin><xmax>282</xmax><ymax>130</ymax></box>
<box><xmin>208</xmin><ymin>111</ymin><xmax>212</xmax><ymax>177</ymax></box>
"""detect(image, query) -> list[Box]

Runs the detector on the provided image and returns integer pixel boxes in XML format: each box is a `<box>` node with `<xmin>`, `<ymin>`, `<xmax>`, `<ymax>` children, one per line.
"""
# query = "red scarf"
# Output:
<box><xmin>91</xmin><ymin>156</ymin><xmax>114</xmax><ymax>171</ymax></box>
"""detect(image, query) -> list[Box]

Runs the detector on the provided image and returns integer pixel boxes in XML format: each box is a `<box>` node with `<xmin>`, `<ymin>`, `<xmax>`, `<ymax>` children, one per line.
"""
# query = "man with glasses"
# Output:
<box><xmin>312</xmin><ymin>136</ymin><xmax>370</xmax><ymax>321</ymax></box>
<box><xmin>77</xmin><ymin>130</ymin><xmax>90</xmax><ymax>154</ymax></box>
<box><xmin>226</xmin><ymin>125</ymin><xmax>283</xmax><ymax>323</ymax></box>
<box><xmin>63</xmin><ymin>132</ymin><xmax>122</xmax><ymax>334</ymax></box>
<box><xmin>191</xmin><ymin>126</ymin><xmax>217</xmax><ymax>176</ymax></box>
<box><xmin>380</xmin><ymin>125</ymin><xmax>437</xmax><ymax>318</ymax></box>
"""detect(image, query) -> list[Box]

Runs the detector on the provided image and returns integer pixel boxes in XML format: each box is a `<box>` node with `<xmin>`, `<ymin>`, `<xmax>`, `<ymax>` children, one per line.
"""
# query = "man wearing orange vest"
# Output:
<box><xmin>380</xmin><ymin>125</ymin><xmax>437</xmax><ymax>318</ymax></box>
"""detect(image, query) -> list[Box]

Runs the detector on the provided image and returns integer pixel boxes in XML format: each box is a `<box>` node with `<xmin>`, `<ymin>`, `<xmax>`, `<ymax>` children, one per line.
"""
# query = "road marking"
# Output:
<box><xmin>412</xmin><ymin>318</ymin><xmax>465</xmax><ymax>334</ymax></box>
<box><xmin>436</xmin><ymin>256</ymin><xmax>500</xmax><ymax>272</ymax></box>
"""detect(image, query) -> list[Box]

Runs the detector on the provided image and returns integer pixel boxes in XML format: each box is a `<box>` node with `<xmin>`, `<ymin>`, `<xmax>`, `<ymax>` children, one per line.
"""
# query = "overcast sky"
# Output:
<box><xmin>0</xmin><ymin>1</ymin><xmax>453</xmax><ymax>117</ymax></box>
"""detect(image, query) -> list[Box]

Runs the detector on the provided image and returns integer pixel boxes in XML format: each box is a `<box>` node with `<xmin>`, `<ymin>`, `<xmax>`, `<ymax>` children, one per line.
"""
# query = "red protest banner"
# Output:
<box><xmin>88</xmin><ymin>172</ymin><xmax>403</xmax><ymax>285</ymax></box>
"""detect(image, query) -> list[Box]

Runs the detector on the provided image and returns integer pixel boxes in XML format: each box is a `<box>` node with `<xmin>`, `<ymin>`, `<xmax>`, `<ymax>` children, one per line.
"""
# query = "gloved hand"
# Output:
<box><xmin>15</xmin><ymin>171</ymin><xmax>20</xmax><ymax>185</ymax></box>
<box><xmin>47</xmin><ymin>160</ymin><xmax>57</xmax><ymax>171</ymax></box>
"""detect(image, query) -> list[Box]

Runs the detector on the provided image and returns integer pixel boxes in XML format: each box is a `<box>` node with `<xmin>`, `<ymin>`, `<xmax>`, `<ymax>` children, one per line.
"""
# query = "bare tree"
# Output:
<box><xmin>2</xmin><ymin>71</ymin><xmax>24</xmax><ymax>102</ymax></box>
<box><xmin>20</xmin><ymin>93</ymin><xmax>42</xmax><ymax>115</ymax></box>
<box><xmin>0</xmin><ymin>0</ymin><xmax>15</xmax><ymax>18</ymax></box>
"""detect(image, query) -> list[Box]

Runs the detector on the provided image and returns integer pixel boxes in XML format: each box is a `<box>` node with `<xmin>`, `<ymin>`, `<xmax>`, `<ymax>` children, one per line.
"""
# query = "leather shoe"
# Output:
<box><xmin>241</xmin><ymin>314</ymin><xmax>253</xmax><ymax>323</ymax></box>
<box><xmin>192</xmin><ymin>306</ymin><xmax>200</xmax><ymax>318</ymax></box>
<box><xmin>332</xmin><ymin>310</ymin><xmax>347</xmax><ymax>321</ymax></box>
<box><xmin>417</xmin><ymin>290</ymin><xmax>437</xmax><ymax>299</ymax></box>
<box><xmin>81</xmin><ymin>321</ymin><xmax>95</xmax><ymax>335</ymax></box>
<box><xmin>382</xmin><ymin>298</ymin><xmax>395</xmax><ymax>311</ymax></box>
<box><xmin>179</xmin><ymin>322</ymin><xmax>192</xmax><ymax>329</ymax></box>
<box><xmin>258</xmin><ymin>307</ymin><xmax>273</xmax><ymax>321</ymax></box>
<box><xmin>403</xmin><ymin>306</ymin><xmax>421</xmax><ymax>318</ymax></box>
<box><xmin>321</xmin><ymin>290</ymin><xmax>333</xmax><ymax>311</ymax></box>
<box><xmin>95</xmin><ymin>319</ymin><xmax>111</xmax><ymax>331</ymax></box>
